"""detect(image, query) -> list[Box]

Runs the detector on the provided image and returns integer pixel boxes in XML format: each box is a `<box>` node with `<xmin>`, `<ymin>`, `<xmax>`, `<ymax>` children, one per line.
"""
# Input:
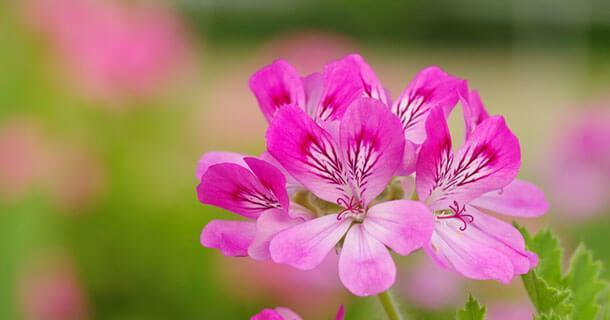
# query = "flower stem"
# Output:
<box><xmin>377</xmin><ymin>290</ymin><xmax>403</xmax><ymax>320</ymax></box>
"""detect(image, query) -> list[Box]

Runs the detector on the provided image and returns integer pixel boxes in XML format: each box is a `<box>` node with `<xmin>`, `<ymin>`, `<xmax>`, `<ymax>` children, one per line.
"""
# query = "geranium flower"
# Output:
<box><xmin>251</xmin><ymin>305</ymin><xmax>345</xmax><ymax>320</ymax></box>
<box><xmin>266</xmin><ymin>98</ymin><xmax>433</xmax><ymax>296</ymax></box>
<box><xmin>416</xmin><ymin>105</ymin><xmax>545</xmax><ymax>283</ymax></box>
<box><xmin>197</xmin><ymin>155</ymin><xmax>312</xmax><ymax>260</ymax></box>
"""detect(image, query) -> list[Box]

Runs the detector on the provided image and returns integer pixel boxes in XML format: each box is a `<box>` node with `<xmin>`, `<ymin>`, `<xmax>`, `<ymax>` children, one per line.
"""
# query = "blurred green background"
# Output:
<box><xmin>1</xmin><ymin>0</ymin><xmax>609</xmax><ymax>319</ymax></box>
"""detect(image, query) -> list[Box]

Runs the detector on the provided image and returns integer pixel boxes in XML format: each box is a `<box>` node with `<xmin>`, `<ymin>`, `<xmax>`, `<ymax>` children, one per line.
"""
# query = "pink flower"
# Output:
<box><xmin>27</xmin><ymin>0</ymin><xmax>191</xmax><ymax>101</ymax></box>
<box><xmin>416</xmin><ymin>90</ymin><xmax>547</xmax><ymax>283</ymax></box>
<box><xmin>197</xmin><ymin>154</ymin><xmax>311</xmax><ymax>260</ymax></box>
<box><xmin>18</xmin><ymin>255</ymin><xmax>89</xmax><ymax>320</ymax></box>
<box><xmin>251</xmin><ymin>305</ymin><xmax>345</xmax><ymax>320</ymax></box>
<box><xmin>266</xmin><ymin>99</ymin><xmax>434</xmax><ymax>296</ymax></box>
<box><xmin>546</xmin><ymin>107</ymin><xmax>610</xmax><ymax>219</ymax></box>
<box><xmin>399</xmin><ymin>258</ymin><xmax>463</xmax><ymax>310</ymax></box>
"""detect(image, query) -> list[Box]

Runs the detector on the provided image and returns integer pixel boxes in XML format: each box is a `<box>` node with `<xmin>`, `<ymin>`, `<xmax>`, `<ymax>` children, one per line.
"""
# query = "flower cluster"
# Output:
<box><xmin>196</xmin><ymin>54</ymin><xmax>548</xmax><ymax>296</ymax></box>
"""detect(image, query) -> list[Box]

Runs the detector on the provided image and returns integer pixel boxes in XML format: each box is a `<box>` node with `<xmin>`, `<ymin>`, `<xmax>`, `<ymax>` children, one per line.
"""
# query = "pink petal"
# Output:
<box><xmin>460</xmin><ymin>88</ymin><xmax>489</xmax><ymax>140</ymax></box>
<box><xmin>248</xmin><ymin>209</ymin><xmax>303</xmax><ymax>261</ymax></box>
<box><xmin>259</xmin><ymin>151</ymin><xmax>302</xmax><ymax>195</ymax></box>
<box><xmin>314</xmin><ymin>55</ymin><xmax>364</xmax><ymax>121</ymax></box>
<box><xmin>417</xmin><ymin>108</ymin><xmax>521</xmax><ymax>210</ymax></box>
<box><xmin>335</xmin><ymin>305</ymin><xmax>345</xmax><ymax>320</ymax></box>
<box><xmin>195</xmin><ymin>151</ymin><xmax>246</xmax><ymax>179</ymax></box>
<box><xmin>338</xmin><ymin>224</ymin><xmax>396</xmax><ymax>296</ymax></box>
<box><xmin>346</xmin><ymin>54</ymin><xmax>388</xmax><ymax>104</ymax></box>
<box><xmin>391</xmin><ymin>66</ymin><xmax>465</xmax><ymax>144</ymax></box>
<box><xmin>339</xmin><ymin>98</ymin><xmax>405</xmax><ymax>204</ymax></box>
<box><xmin>267</xmin><ymin>105</ymin><xmax>351</xmax><ymax>204</ymax></box>
<box><xmin>396</xmin><ymin>140</ymin><xmax>417</xmax><ymax>176</ymax></box>
<box><xmin>425</xmin><ymin>224</ymin><xmax>515</xmax><ymax>284</ymax></box>
<box><xmin>198</xmin><ymin>163</ymin><xmax>282</xmax><ymax>219</ymax></box>
<box><xmin>244</xmin><ymin>157</ymin><xmax>290</xmax><ymax>213</ymax></box>
<box><xmin>470</xmin><ymin>179</ymin><xmax>548</xmax><ymax>217</ymax></box>
<box><xmin>364</xmin><ymin>200</ymin><xmax>434</xmax><ymax>255</ymax></box>
<box><xmin>274</xmin><ymin>307</ymin><xmax>302</xmax><ymax>320</ymax></box>
<box><xmin>200</xmin><ymin>220</ymin><xmax>256</xmax><ymax>257</ymax></box>
<box><xmin>249</xmin><ymin>59</ymin><xmax>306</xmax><ymax>123</ymax></box>
<box><xmin>251</xmin><ymin>308</ymin><xmax>295</xmax><ymax>320</ymax></box>
<box><xmin>270</xmin><ymin>214</ymin><xmax>351</xmax><ymax>270</ymax></box>
<box><xmin>466</xmin><ymin>207</ymin><xmax>538</xmax><ymax>275</ymax></box>
<box><xmin>302</xmin><ymin>72</ymin><xmax>324</xmax><ymax>118</ymax></box>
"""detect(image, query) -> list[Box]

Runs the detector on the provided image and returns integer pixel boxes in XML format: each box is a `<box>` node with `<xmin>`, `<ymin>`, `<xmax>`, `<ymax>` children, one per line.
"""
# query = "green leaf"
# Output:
<box><xmin>522</xmin><ymin>271</ymin><xmax>572</xmax><ymax>316</ymax></box>
<box><xmin>519</xmin><ymin>226</ymin><xmax>564</xmax><ymax>287</ymax></box>
<box><xmin>456</xmin><ymin>294</ymin><xmax>486</xmax><ymax>320</ymax></box>
<box><xmin>563</xmin><ymin>245</ymin><xmax>607</xmax><ymax>320</ymax></box>
<box><xmin>533</xmin><ymin>312</ymin><xmax>563</xmax><ymax>320</ymax></box>
<box><xmin>603</xmin><ymin>294</ymin><xmax>610</xmax><ymax>320</ymax></box>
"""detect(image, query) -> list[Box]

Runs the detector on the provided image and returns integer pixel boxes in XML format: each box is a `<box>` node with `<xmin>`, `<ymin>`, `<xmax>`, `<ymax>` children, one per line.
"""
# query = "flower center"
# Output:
<box><xmin>436</xmin><ymin>201</ymin><xmax>474</xmax><ymax>231</ymax></box>
<box><xmin>336</xmin><ymin>197</ymin><xmax>365</xmax><ymax>221</ymax></box>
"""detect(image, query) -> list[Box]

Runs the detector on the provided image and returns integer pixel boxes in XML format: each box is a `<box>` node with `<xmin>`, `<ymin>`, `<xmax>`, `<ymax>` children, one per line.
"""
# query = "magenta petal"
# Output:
<box><xmin>244</xmin><ymin>157</ymin><xmax>290</xmax><ymax>213</ymax></box>
<box><xmin>339</xmin><ymin>98</ymin><xmax>405</xmax><ymax>203</ymax></box>
<box><xmin>270</xmin><ymin>214</ymin><xmax>351</xmax><ymax>270</ymax></box>
<box><xmin>200</xmin><ymin>220</ymin><xmax>256</xmax><ymax>257</ymax></box>
<box><xmin>416</xmin><ymin>107</ymin><xmax>453</xmax><ymax>203</ymax></box>
<box><xmin>195</xmin><ymin>151</ymin><xmax>246</xmax><ymax>179</ymax></box>
<box><xmin>274</xmin><ymin>307</ymin><xmax>302</xmax><ymax>320</ymax></box>
<box><xmin>364</xmin><ymin>200</ymin><xmax>434</xmax><ymax>255</ymax></box>
<box><xmin>470</xmin><ymin>179</ymin><xmax>548</xmax><ymax>217</ymax></box>
<box><xmin>267</xmin><ymin>105</ymin><xmax>350</xmax><ymax>204</ymax></box>
<box><xmin>339</xmin><ymin>225</ymin><xmax>396</xmax><ymax>296</ymax></box>
<box><xmin>198</xmin><ymin>163</ymin><xmax>281</xmax><ymax>219</ymax></box>
<box><xmin>335</xmin><ymin>305</ymin><xmax>346</xmax><ymax>320</ymax></box>
<box><xmin>302</xmin><ymin>72</ymin><xmax>324</xmax><ymax>118</ymax></box>
<box><xmin>259</xmin><ymin>152</ymin><xmax>302</xmax><ymax>195</ymax></box>
<box><xmin>417</xmin><ymin>108</ymin><xmax>521</xmax><ymax>210</ymax></box>
<box><xmin>391</xmin><ymin>66</ymin><xmax>465</xmax><ymax>144</ymax></box>
<box><xmin>346</xmin><ymin>54</ymin><xmax>388</xmax><ymax>104</ymax></box>
<box><xmin>315</xmin><ymin>55</ymin><xmax>364</xmax><ymax>121</ymax></box>
<box><xmin>249</xmin><ymin>59</ymin><xmax>306</xmax><ymax>123</ymax></box>
<box><xmin>460</xmin><ymin>89</ymin><xmax>490</xmax><ymax>140</ymax></box>
<box><xmin>248</xmin><ymin>209</ymin><xmax>303</xmax><ymax>261</ymax></box>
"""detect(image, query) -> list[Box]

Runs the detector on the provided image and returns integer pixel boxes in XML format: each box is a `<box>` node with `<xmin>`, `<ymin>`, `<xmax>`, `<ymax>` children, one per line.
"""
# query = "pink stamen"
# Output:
<box><xmin>336</xmin><ymin>197</ymin><xmax>364</xmax><ymax>220</ymax></box>
<box><xmin>437</xmin><ymin>201</ymin><xmax>474</xmax><ymax>231</ymax></box>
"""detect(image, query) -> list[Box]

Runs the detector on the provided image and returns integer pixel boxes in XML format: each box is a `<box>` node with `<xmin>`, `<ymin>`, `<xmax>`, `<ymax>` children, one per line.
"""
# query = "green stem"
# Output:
<box><xmin>377</xmin><ymin>290</ymin><xmax>403</xmax><ymax>320</ymax></box>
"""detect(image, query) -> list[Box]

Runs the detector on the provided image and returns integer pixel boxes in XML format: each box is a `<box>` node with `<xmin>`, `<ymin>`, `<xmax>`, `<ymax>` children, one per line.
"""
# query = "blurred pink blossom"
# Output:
<box><xmin>217</xmin><ymin>255</ymin><xmax>345</xmax><ymax>319</ymax></box>
<box><xmin>487</xmin><ymin>301</ymin><xmax>534</xmax><ymax>320</ymax></box>
<box><xmin>258</xmin><ymin>31</ymin><xmax>356</xmax><ymax>74</ymax></box>
<box><xmin>0</xmin><ymin>118</ymin><xmax>47</xmax><ymax>200</ymax></box>
<box><xmin>18</xmin><ymin>255</ymin><xmax>89</xmax><ymax>320</ymax></box>
<box><xmin>0</xmin><ymin>117</ymin><xmax>105</xmax><ymax>211</ymax></box>
<box><xmin>399</xmin><ymin>258</ymin><xmax>463</xmax><ymax>310</ymax></box>
<box><xmin>27</xmin><ymin>0</ymin><xmax>192</xmax><ymax>102</ymax></box>
<box><xmin>546</xmin><ymin>107</ymin><xmax>610</xmax><ymax>219</ymax></box>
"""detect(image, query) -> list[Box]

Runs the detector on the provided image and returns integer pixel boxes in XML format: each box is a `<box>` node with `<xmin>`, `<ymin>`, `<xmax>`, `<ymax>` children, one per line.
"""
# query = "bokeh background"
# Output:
<box><xmin>1</xmin><ymin>0</ymin><xmax>609</xmax><ymax>319</ymax></box>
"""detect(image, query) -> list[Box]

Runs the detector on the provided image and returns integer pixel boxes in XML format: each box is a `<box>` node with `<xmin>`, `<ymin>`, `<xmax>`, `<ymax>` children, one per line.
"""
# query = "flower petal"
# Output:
<box><xmin>391</xmin><ymin>66</ymin><xmax>465</xmax><ymax>144</ymax></box>
<box><xmin>417</xmin><ymin>108</ymin><xmax>521</xmax><ymax>210</ymax></box>
<box><xmin>364</xmin><ymin>200</ymin><xmax>434</xmax><ymax>255</ymax></box>
<box><xmin>339</xmin><ymin>224</ymin><xmax>396</xmax><ymax>296</ymax></box>
<box><xmin>425</xmin><ymin>223</ymin><xmax>515</xmax><ymax>284</ymax></box>
<box><xmin>270</xmin><ymin>214</ymin><xmax>351</xmax><ymax>270</ymax></box>
<box><xmin>460</xmin><ymin>88</ymin><xmax>489</xmax><ymax>140</ymax></box>
<box><xmin>248</xmin><ymin>209</ymin><xmax>304</xmax><ymax>261</ymax></box>
<box><xmin>259</xmin><ymin>151</ymin><xmax>302</xmax><ymax>196</ymax></box>
<box><xmin>339</xmin><ymin>98</ymin><xmax>405</xmax><ymax>204</ymax></box>
<box><xmin>335</xmin><ymin>305</ymin><xmax>346</xmax><ymax>320</ymax></box>
<box><xmin>302</xmin><ymin>72</ymin><xmax>324</xmax><ymax>118</ymax></box>
<box><xmin>314</xmin><ymin>56</ymin><xmax>364</xmax><ymax>122</ymax></box>
<box><xmin>195</xmin><ymin>151</ymin><xmax>246</xmax><ymax>179</ymax></box>
<box><xmin>249</xmin><ymin>59</ymin><xmax>306</xmax><ymax>123</ymax></box>
<box><xmin>244</xmin><ymin>157</ymin><xmax>290</xmax><ymax>213</ymax></box>
<box><xmin>346</xmin><ymin>54</ymin><xmax>388</xmax><ymax>104</ymax></box>
<box><xmin>198</xmin><ymin>163</ymin><xmax>281</xmax><ymax>219</ymax></box>
<box><xmin>267</xmin><ymin>105</ymin><xmax>351</xmax><ymax>204</ymax></box>
<box><xmin>200</xmin><ymin>220</ymin><xmax>256</xmax><ymax>257</ymax></box>
<box><xmin>470</xmin><ymin>179</ymin><xmax>548</xmax><ymax>217</ymax></box>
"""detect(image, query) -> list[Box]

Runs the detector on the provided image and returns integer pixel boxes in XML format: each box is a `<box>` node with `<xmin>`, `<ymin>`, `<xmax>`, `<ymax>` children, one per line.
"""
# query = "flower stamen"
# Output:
<box><xmin>437</xmin><ymin>201</ymin><xmax>474</xmax><ymax>231</ymax></box>
<box><xmin>336</xmin><ymin>197</ymin><xmax>364</xmax><ymax>220</ymax></box>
